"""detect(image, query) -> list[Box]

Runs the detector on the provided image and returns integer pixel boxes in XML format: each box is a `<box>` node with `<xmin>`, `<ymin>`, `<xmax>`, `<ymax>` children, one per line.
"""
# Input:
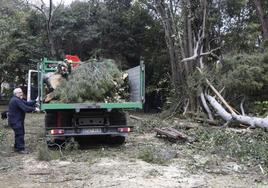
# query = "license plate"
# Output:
<box><xmin>83</xmin><ymin>128</ymin><xmax>102</xmax><ymax>134</ymax></box>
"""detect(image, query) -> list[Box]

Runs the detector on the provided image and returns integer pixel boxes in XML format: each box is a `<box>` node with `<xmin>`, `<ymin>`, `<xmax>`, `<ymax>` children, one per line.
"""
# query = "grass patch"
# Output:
<box><xmin>138</xmin><ymin>146</ymin><xmax>177</xmax><ymax>165</ymax></box>
<box><xmin>188</xmin><ymin>127</ymin><xmax>268</xmax><ymax>167</ymax></box>
<box><xmin>37</xmin><ymin>141</ymin><xmax>62</xmax><ymax>161</ymax></box>
<box><xmin>134</xmin><ymin>117</ymin><xmax>166</xmax><ymax>133</ymax></box>
<box><xmin>0</xmin><ymin>129</ymin><xmax>4</xmax><ymax>144</ymax></box>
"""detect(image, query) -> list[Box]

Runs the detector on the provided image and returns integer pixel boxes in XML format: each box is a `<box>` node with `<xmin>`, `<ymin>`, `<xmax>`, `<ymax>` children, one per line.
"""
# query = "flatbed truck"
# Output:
<box><xmin>28</xmin><ymin>58</ymin><xmax>145</xmax><ymax>144</ymax></box>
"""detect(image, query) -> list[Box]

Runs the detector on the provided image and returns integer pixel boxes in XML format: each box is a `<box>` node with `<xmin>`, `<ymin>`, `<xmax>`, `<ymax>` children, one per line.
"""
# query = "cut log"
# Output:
<box><xmin>194</xmin><ymin>117</ymin><xmax>219</xmax><ymax>126</ymax></box>
<box><xmin>154</xmin><ymin>127</ymin><xmax>183</xmax><ymax>141</ymax></box>
<box><xmin>154</xmin><ymin>127</ymin><xmax>195</xmax><ymax>142</ymax></box>
<box><xmin>129</xmin><ymin>115</ymin><xmax>143</xmax><ymax>121</ymax></box>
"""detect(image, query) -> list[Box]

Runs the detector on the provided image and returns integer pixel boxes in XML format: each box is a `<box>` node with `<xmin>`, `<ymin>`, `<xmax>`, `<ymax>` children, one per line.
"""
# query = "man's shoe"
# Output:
<box><xmin>17</xmin><ymin>150</ymin><xmax>29</xmax><ymax>154</ymax></box>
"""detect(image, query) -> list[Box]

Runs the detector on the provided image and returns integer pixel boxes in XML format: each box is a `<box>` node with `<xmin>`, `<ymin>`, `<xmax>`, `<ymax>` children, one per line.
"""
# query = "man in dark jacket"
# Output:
<box><xmin>8</xmin><ymin>88</ymin><xmax>39</xmax><ymax>154</ymax></box>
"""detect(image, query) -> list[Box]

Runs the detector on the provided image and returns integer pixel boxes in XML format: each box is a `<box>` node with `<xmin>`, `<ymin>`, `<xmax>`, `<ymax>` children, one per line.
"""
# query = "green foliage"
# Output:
<box><xmin>135</xmin><ymin>117</ymin><xmax>164</xmax><ymax>133</ymax></box>
<box><xmin>37</xmin><ymin>141</ymin><xmax>63</xmax><ymax>161</ymax></box>
<box><xmin>37</xmin><ymin>142</ymin><xmax>53</xmax><ymax>161</ymax></box>
<box><xmin>0</xmin><ymin>0</ymin><xmax>46</xmax><ymax>84</ymax></box>
<box><xmin>189</xmin><ymin>127</ymin><xmax>268</xmax><ymax>167</ymax></box>
<box><xmin>52</xmin><ymin>58</ymin><xmax>129</xmax><ymax>103</ymax></box>
<box><xmin>221</xmin><ymin>53</ymin><xmax>268</xmax><ymax>99</ymax></box>
<box><xmin>253</xmin><ymin>101</ymin><xmax>268</xmax><ymax>116</ymax></box>
<box><xmin>1</xmin><ymin>0</ymin><xmax>268</xmax><ymax>111</ymax></box>
<box><xmin>64</xmin><ymin>138</ymin><xmax>79</xmax><ymax>151</ymax></box>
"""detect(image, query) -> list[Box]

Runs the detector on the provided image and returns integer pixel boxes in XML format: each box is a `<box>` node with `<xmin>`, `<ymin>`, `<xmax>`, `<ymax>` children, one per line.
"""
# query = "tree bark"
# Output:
<box><xmin>205</xmin><ymin>94</ymin><xmax>268</xmax><ymax>130</ymax></box>
<box><xmin>154</xmin><ymin>0</ymin><xmax>184</xmax><ymax>96</ymax></box>
<box><xmin>205</xmin><ymin>94</ymin><xmax>232</xmax><ymax>122</ymax></box>
<box><xmin>200</xmin><ymin>91</ymin><xmax>214</xmax><ymax>120</ymax></box>
<box><xmin>47</xmin><ymin>0</ymin><xmax>56</xmax><ymax>57</ymax></box>
<box><xmin>29</xmin><ymin>0</ymin><xmax>58</xmax><ymax>57</ymax></box>
<box><xmin>232</xmin><ymin>114</ymin><xmax>268</xmax><ymax>129</ymax></box>
<box><xmin>253</xmin><ymin>0</ymin><xmax>268</xmax><ymax>40</ymax></box>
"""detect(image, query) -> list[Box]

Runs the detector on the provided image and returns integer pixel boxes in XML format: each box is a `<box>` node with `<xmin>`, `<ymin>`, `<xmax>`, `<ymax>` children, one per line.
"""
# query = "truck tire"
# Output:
<box><xmin>109</xmin><ymin>136</ymin><xmax>125</xmax><ymax>145</ymax></box>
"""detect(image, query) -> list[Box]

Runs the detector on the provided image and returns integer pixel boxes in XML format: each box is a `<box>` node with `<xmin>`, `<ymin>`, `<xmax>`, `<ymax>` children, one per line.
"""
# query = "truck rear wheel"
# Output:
<box><xmin>109</xmin><ymin>136</ymin><xmax>126</xmax><ymax>145</ymax></box>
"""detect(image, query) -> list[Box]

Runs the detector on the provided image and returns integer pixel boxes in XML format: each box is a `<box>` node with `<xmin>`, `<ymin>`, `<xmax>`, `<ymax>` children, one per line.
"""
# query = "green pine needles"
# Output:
<box><xmin>52</xmin><ymin>58</ymin><xmax>129</xmax><ymax>103</ymax></box>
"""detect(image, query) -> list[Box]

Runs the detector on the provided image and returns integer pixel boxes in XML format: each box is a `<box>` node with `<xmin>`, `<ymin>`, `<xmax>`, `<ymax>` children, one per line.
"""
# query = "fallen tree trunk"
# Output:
<box><xmin>205</xmin><ymin>94</ymin><xmax>268</xmax><ymax>130</ymax></box>
<box><xmin>232</xmin><ymin>114</ymin><xmax>268</xmax><ymax>130</ymax></box>
<box><xmin>204</xmin><ymin>94</ymin><xmax>232</xmax><ymax>122</ymax></box>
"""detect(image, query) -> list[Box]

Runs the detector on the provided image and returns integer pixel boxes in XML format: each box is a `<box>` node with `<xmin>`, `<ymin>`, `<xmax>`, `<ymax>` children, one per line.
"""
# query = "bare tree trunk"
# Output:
<box><xmin>47</xmin><ymin>0</ymin><xmax>56</xmax><ymax>57</ymax></box>
<box><xmin>154</xmin><ymin>0</ymin><xmax>184</xmax><ymax>95</ymax></box>
<box><xmin>205</xmin><ymin>94</ymin><xmax>232</xmax><ymax>122</ymax></box>
<box><xmin>28</xmin><ymin>0</ymin><xmax>61</xmax><ymax>58</ymax></box>
<box><xmin>253</xmin><ymin>0</ymin><xmax>268</xmax><ymax>40</ymax></box>
<box><xmin>206</xmin><ymin>94</ymin><xmax>268</xmax><ymax>130</ymax></box>
<box><xmin>200</xmin><ymin>91</ymin><xmax>214</xmax><ymax>120</ymax></box>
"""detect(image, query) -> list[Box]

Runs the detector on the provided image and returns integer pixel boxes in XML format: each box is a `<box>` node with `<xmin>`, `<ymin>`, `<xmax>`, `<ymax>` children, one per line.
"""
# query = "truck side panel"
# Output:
<box><xmin>127</xmin><ymin>66</ymin><xmax>142</xmax><ymax>102</ymax></box>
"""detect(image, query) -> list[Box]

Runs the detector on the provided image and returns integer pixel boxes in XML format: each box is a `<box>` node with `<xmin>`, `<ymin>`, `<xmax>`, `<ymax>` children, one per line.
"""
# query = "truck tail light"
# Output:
<box><xmin>118</xmin><ymin>127</ymin><xmax>131</xmax><ymax>133</ymax></box>
<box><xmin>50</xmin><ymin>129</ymin><xmax>64</xmax><ymax>135</ymax></box>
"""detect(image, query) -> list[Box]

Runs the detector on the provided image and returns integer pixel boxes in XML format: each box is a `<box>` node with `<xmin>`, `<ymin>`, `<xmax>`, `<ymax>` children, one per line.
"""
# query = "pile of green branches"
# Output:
<box><xmin>52</xmin><ymin>58</ymin><xmax>129</xmax><ymax>103</ymax></box>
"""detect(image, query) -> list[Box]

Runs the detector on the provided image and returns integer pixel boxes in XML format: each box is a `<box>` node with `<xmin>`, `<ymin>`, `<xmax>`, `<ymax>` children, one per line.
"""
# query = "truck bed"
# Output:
<box><xmin>38</xmin><ymin>58</ymin><xmax>145</xmax><ymax>110</ymax></box>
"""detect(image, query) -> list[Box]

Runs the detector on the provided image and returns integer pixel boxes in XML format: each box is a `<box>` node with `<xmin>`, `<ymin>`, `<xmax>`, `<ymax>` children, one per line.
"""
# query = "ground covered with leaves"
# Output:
<box><xmin>0</xmin><ymin>112</ymin><xmax>267</xmax><ymax>187</ymax></box>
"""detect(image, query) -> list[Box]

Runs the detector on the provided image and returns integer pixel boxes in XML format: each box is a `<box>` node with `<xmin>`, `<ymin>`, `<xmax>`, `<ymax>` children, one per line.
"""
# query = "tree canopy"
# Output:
<box><xmin>0</xmin><ymin>0</ymin><xmax>267</xmax><ymax>114</ymax></box>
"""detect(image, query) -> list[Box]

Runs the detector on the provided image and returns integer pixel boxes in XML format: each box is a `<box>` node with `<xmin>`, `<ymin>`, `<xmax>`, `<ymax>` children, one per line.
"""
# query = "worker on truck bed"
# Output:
<box><xmin>8</xmin><ymin>88</ymin><xmax>40</xmax><ymax>154</ymax></box>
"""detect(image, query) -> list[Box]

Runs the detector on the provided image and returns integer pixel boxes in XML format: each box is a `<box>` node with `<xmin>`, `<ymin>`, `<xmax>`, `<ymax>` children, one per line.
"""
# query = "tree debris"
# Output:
<box><xmin>51</xmin><ymin>58</ymin><xmax>129</xmax><ymax>103</ymax></box>
<box><xmin>154</xmin><ymin>127</ymin><xmax>195</xmax><ymax>143</ymax></box>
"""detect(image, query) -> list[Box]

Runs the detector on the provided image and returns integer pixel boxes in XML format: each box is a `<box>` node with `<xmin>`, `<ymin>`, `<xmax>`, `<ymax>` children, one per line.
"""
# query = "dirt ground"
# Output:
<box><xmin>0</xmin><ymin>112</ymin><xmax>267</xmax><ymax>188</ymax></box>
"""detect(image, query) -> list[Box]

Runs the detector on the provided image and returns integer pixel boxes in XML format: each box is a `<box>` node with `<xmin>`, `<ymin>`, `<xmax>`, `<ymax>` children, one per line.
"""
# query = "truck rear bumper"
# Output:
<box><xmin>46</xmin><ymin>127</ymin><xmax>130</xmax><ymax>137</ymax></box>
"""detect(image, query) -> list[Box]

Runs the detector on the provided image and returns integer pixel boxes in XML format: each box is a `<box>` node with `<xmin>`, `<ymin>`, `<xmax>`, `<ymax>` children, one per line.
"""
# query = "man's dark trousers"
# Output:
<box><xmin>11</xmin><ymin>121</ymin><xmax>25</xmax><ymax>151</ymax></box>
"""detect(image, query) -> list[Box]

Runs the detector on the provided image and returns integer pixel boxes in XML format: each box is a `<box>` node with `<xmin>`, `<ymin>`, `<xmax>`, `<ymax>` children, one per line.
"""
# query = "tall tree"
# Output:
<box><xmin>253</xmin><ymin>0</ymin><xmax>268</xmax><ymax>40</ymax></box>
<box><xmin>27</xmin><ymin>0</ymin><xmax>62</xmax><ymax>57</ymax></box>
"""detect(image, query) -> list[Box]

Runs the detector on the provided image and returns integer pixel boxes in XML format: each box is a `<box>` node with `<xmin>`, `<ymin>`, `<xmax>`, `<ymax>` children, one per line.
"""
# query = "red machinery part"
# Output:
<box><xmin>65</xmin><ymin>55</ymin><xmax>81</xmax><ymax>68</ymax></box>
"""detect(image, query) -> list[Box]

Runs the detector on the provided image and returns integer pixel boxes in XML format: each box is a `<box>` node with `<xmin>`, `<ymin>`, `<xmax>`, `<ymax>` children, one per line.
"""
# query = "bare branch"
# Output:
<box><xmin>51</xmin><ymin>0</ymin><xmax>63</xmax><ymax>21</ymax></box>
<box><xmin>141</xmin><ymin>0</ymin><xmax>157</xmax><ymax>12</ymax></box>
<box><xmin>200</xmin><ymin>47</ymin><xmax>221</xmax><ymax>56</ymax></box>
<box><xmin>240</xmin><ymin>96</ymin><xmax>246</xmax><ymax>116</ymax></box>
<box><xmin>28</xmin><ymin>3</ymin><xmax>47</xmax><ymax>19</ymax></box>
<box><xmin>40</xmin><ymin>0</ymin><xmax>45</xmax><ymax>6</ymax></box>
<box><xmin>197</xmin><ymin>67</ymin><xmax>238</xmax><ymax>115</ymax></box>
<box><xmin>181</xmin><ymin>47</ymin><xmax>221</xmax><ymax>62</ymax></box>
<box><xmin>48</xmin><ymin>0</ymin><xmax>53</xmax><ymax>25</ymax></box>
